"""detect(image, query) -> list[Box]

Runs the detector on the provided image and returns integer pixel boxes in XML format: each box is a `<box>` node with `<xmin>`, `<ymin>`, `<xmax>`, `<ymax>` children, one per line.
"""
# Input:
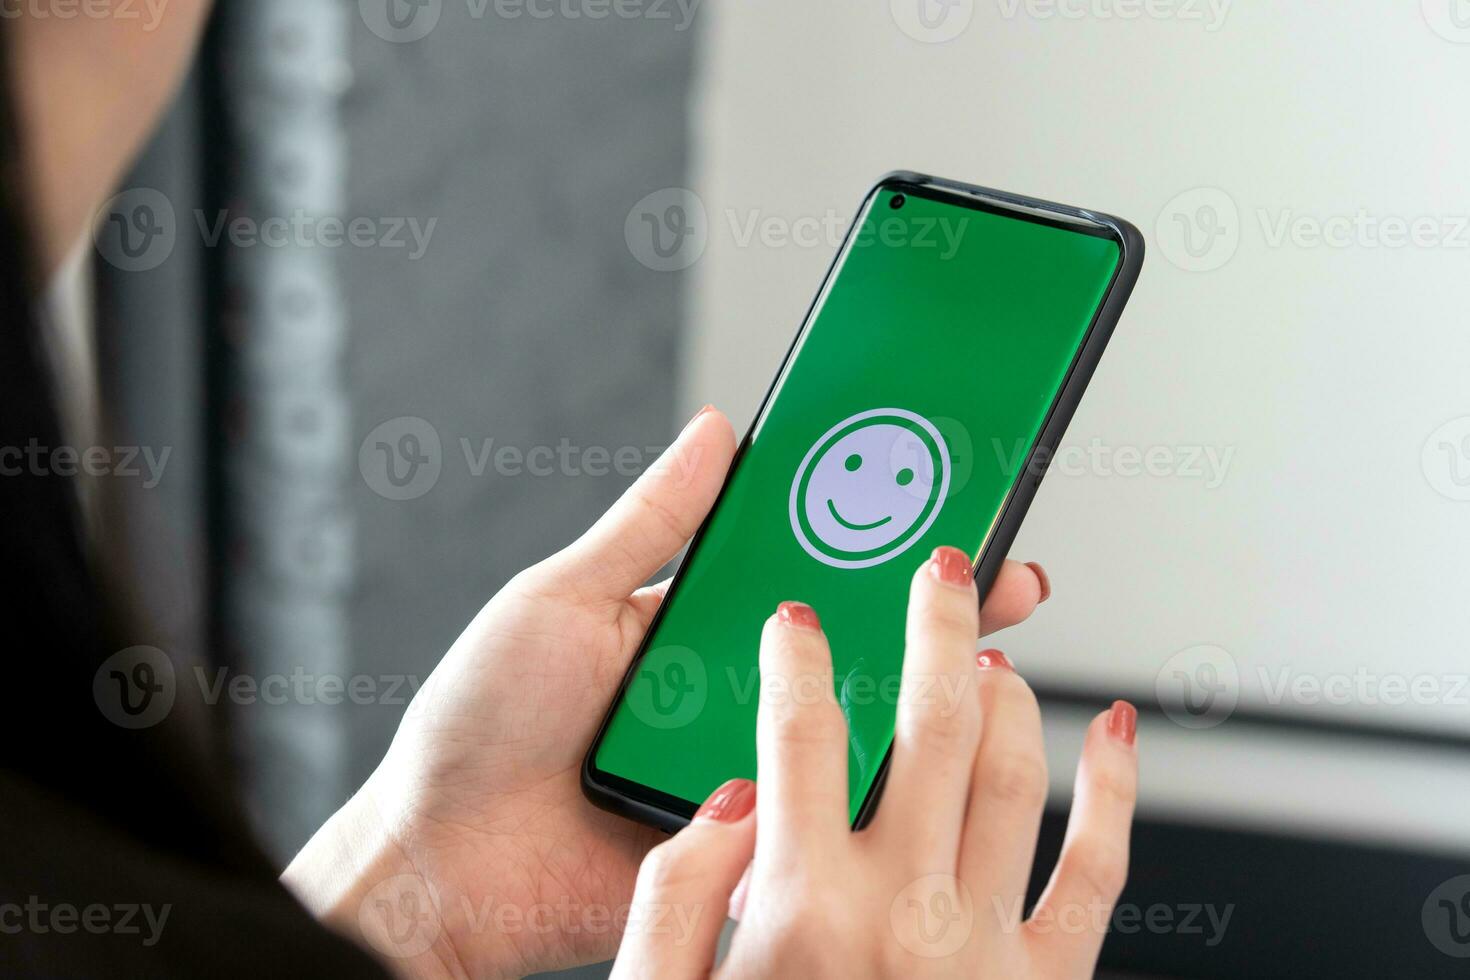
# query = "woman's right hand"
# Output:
<box><xmin>611</xmin><ymin>546</ymin><xmax>1140</xmax><ymax>978</ymax></box>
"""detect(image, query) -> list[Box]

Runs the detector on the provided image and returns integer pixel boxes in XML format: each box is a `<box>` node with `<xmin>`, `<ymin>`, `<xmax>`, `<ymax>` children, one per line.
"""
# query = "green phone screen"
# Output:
<box><xmin>593</xmin><ymin>186</ymin><xmax>1122</xmax><ymax>821</ymax></box>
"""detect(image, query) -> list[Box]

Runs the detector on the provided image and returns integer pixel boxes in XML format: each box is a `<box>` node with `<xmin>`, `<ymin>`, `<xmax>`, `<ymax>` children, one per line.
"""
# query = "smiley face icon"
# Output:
<box><xmin>790</xmin><ymin>408</ymin><xmax>951</xmax><ymax>569</ymax></box>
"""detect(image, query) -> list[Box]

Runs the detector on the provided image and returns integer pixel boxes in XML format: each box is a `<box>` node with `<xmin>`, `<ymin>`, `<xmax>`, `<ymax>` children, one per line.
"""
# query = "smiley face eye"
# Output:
<box><xmin>896</xmin><ymin>468</ymin><xmax>915</xmax><ymax>487</ymax></box>
<box><xmin>845</xmin><ymin>453</ymin><xmax>863</xmax><ymax>472</ymax></box>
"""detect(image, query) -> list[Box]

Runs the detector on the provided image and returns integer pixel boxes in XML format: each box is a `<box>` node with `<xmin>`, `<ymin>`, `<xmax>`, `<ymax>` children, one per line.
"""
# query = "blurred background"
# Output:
<box><xmin>75</xmin><ymin>0</ymin><xmax>1470</xmax><ymax>976</ymax></box>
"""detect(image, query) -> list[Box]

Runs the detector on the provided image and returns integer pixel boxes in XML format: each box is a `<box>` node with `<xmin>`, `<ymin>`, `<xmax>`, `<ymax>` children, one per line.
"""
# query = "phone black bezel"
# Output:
<box><xmin>581</xmin><ymin>171</ymin><xmax>1145</xmax><ymax>834</ymax></box>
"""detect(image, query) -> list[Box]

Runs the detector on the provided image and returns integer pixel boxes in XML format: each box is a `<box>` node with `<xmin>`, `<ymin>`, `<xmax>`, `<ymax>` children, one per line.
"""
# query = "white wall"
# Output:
<box><xmin>682</xmin><ymin>0</ymin><xmax>1470</xmax><ymax>854</ymax></box>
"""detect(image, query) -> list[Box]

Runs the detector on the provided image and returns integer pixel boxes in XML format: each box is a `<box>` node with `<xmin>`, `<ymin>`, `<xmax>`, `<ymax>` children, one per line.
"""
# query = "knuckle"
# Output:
<box><xmin>516</xmin><ymin>551</ymin><xmax>615</xmax><ymax>605</ymax></box>
<box><xmin>1087</xmin><ymin>763</ymin><xmax>1138</xmax><ymax>810</ymax></box>
<box><xmin>765</xmin><ymin>923</ymin><xmax>830</xmax><ymax>973</ymax></box>
<box><xmin>637</xmin><ymin>840</ymin><xmax>700</xmax><ymax>897</ymax></box>
<box><xmin>507</xmin><ymin>561</ymin><xmax>563</xmax><ymax>600</ymax></box>
<box><xmin>915</xmin><ymin>596</ymin><xmax>979</xmax><ymax>640</ymax></box>
<box><xmin>898</xmin><ymin>700</ymin><xmax>980</xmax><ymax>757</ymax></box>
<box><xmin>980</xmin><ymin>752</ymin><xmax>1050</xmax><ymax>808</ymax></box>
<box><xmin>784</xmin><ymin>905</ymin><xmax>827</xmax><ymax>936</ymax></box>
<box><xmin>764</xmin><ymin>700</ymin><xmax>847</xmax><ymax>748</ymax></box>
<box><xmin>782</xmin><ymin>900</ymin><xmax>845</xmax><ymax>946</ymax></box>
<box><xmin>1060</xmin><ymin>837</ymin><xmax>1130</xmax><ymax>900</ymax></box>
<box><xmin>929</xmin><ymin>599</ymin><xmax>976</xmax><ymax>637</ymax></box>
<box><xmin>629</xmin><ymin>484</ymin><xmax>692</xmax><ymax>544</ymax></box>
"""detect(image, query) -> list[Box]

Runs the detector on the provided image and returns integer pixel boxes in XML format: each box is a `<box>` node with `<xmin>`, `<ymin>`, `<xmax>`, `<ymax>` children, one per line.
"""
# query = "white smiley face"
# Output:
<box><xmin>790</xmin><ymin>409</ymin><xmax>951</xmax><ymax>569</ymax></box>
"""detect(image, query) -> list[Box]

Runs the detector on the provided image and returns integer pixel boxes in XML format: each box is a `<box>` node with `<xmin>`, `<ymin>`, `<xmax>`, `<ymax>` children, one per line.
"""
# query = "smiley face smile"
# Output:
<box><xmin>826</xmin><ymin>498</ymin><xmax>892</xmax><ymax>532</ymax></box>
<box><xmin>790</xmin><ymin>409</ymin><xmax>952</xmax><ymax>570</ymax></box>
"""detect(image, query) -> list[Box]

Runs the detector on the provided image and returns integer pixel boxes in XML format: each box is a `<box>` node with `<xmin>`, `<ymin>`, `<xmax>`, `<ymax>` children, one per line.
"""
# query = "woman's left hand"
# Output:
<box><xmin>284</xmin><ymin>406</ymin><xmax>1050</xmax><ymax>979</ymax></box>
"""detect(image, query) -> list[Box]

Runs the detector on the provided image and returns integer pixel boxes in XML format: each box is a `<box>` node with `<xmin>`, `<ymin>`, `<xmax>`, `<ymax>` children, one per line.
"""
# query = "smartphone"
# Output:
<box><xmin>583</xmin><ymin>172</ymin><xmax>1143</xmax><ymax>832</ymax></box>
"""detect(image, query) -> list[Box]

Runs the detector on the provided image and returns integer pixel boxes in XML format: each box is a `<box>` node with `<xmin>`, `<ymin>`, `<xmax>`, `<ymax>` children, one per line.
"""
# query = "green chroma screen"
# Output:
<box><xmin>595</xmin><ymin>188</ymin><xmax>1121</xmax><ymax>820</ymax></box>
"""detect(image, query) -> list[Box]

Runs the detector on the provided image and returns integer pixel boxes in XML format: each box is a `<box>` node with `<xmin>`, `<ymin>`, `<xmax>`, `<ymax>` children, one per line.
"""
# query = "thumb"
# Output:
<box><xmin>611</xmin><ymin>779</ymin><xmax>757</xmax><ymax>980</ymax></box>
<box><xmin>537</xmin><ymin>406</ymin><xmax>737</xmax><ymax>603</ymax></box>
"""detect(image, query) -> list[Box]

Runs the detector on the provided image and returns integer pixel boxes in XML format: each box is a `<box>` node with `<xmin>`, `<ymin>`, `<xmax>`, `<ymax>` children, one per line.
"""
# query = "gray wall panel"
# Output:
<box><xmin>341</xmin><ymin>6</ymin><xmax>699</xmax><ymax>803</ymax></box>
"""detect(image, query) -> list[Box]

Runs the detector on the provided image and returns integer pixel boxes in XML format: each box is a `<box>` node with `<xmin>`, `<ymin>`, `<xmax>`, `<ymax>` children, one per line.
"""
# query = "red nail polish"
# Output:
<box><xmin>930</xmin><ymin>547</ymin><xmax>974</xmax><ymax>587</ymax></box>
<box><xmin>695</xmin><ymin>779</ymin><xmax>756</xmax><ymax>823</ymax></box>
<box><xmin>1108</xmin><ymin>700</ymin><xmax>1138</xmax><ymax>746</ymax></box>
<box><xmin>776</xmin><ymin>601</ymin><xmax>821</xmax><ymax>631</ymax></box>
<box><xmin>976</xmin><ymin>649</ymin><xmax>1014</xmax><ymax>672</ymax></box>
<box><xmin>1026</xmin><ymin>562</ymin><xmax>1052</xmax><ymax>603</ymax></box>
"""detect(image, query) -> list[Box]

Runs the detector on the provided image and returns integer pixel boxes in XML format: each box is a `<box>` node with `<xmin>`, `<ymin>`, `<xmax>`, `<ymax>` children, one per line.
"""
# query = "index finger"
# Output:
<box><xmin>755</xmin><ymin>602</ymin><xmax>850</xmax><ymax>865</ymax></box>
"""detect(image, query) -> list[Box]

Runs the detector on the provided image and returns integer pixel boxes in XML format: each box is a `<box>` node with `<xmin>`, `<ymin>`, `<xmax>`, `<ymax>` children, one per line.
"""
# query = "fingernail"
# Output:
<box><xmin>695</xmin><ymin>778</ymin><xmax>756</xmax><ymax>823</ymax></box>
<box><xmin>776</xmin><ymin>601</ymin><xmax>821</xmax><ymax>631</ymax></box>
<box><xmin>682</xmin><ymin>404</ymin><xmax>715</xmax><ymax>434</ymax></box>
<box><xmin>1026</xmin><ymin>562</ymin><xmax>1052</xmax><ymax>603</ymax></box>
<box><xmin>929</xmin><ymin>547</ymin><xmax>974</xmax><ymax>588</ymax></box>
<box><xmin>1108</xmin><ymin>700</ymin><xmax>1138</xmax><ymax>746</ymax></box>
<box><xmin>977</xmin><ymin>648</ymin><xmax>1014</xmax><ymax>672</ymax></box>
